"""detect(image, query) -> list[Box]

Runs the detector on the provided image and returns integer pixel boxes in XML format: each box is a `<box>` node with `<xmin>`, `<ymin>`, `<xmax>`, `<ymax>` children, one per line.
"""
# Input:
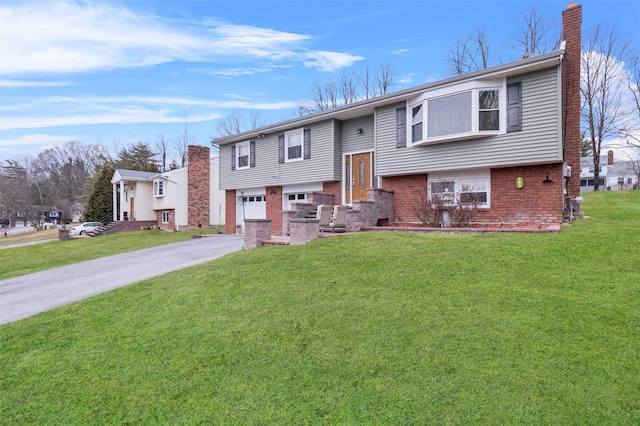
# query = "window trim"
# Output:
<box><xmin>284</xmin><ymin>128</ymin><xmax>304</xmax><ymax>163</ymax></box>
<box><xmin>408</xmin><ymin>79</ymin><xmax>509</xmax><ymax>146</ymax></box>
<box><xmin>153</xmin><ymin>179</ymin><xmax>164</xmax><ymax>197</ymax></box>
<box><xmin>428</xmin><ymin>170</ymin><xmax>491</xmax><ymax>208</ymax></box>
<box><xmin>232</xmin><ymin>140</ymin><xmax>255</xmax><ymax>171</ymax></box>
<box><xmin>236</xmin><ymin>141</ymin><xmax>250</xmax><ymax>170</ymax></box>
<box><xmin>161</xmin><ymin>211</ymin><xmax>170</xmax><ymax>224</ymax></box>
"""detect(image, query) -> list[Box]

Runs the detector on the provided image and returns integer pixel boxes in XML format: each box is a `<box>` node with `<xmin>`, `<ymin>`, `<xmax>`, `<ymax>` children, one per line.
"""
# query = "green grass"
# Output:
<box><xmin>0</xmin><ymin>228</ymin><xmax>223</xmax><ymax>280</ymax></box>
<box><xmin>1</xmin><ymin>191</ymin><xmax>639</xmax><ymax>424</ymax></box>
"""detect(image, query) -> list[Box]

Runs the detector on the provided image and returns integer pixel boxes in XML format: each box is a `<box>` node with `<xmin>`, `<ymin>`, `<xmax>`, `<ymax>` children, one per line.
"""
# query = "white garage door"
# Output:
<box><xmin>236</xmin><ymin>194</ymin><xmax>266</xmax><ymax>233</ymax></box>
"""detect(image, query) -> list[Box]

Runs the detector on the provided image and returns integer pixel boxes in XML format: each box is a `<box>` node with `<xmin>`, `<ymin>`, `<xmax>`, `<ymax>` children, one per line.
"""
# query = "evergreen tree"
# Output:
<box><xmin>116</xmin><ymin>141</ymin><xmax>160</xmax><ymax>172</ymax></box>
<box><xmin>84</xmin><ymin>163</ymin><xmax>115</xmax><ymax>223</ymax></box>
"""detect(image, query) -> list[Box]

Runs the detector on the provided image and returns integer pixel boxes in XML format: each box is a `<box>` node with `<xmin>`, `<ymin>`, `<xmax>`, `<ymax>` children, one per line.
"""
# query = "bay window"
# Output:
<box><xmin>407</xmin><ymin>79</ymin><xmax>520</xmax><ymax>146</ymax></box>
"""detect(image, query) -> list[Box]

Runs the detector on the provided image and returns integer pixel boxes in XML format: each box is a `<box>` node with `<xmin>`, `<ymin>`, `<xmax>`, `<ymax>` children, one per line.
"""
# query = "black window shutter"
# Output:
<box><xmin>278</xmin><ymin>135</ymin><xmax>285</xmax><ymax>163</ymax></box>
<box><xmin>231</xmin><ymin>145</ymin><xmax>236</xmax><ymax>170</ymax></box>
<box><xmin>304</xmin><ymin>129</ymin><xmax>311</xmax><ymax>159</ymax></box>
<box><xmin>250</xmin><ymin>141</ymin><xmax>256</xmax><ymax>168</ymax></box>
<box><xmin>396</xmin><ymin>107</ymin><xmax>407</xmax><ymax>148</ymax></box>
<box><xmin>507</xmin><ymin>82</ymin><xmax>522</xmax><ymax>132</ymax></box>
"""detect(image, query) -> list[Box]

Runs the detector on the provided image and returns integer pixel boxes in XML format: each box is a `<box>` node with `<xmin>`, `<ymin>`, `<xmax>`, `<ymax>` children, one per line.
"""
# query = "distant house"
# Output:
<box><xmin>212</xmin><ymin>4</ymin><xmax>583</xmax><ymax>235</ymax></box>
<box><xmin>110</xmin><ymin>145</ymin><xmax>225</xmax><ymax>231</ymax></box>
<box><xmin>581</xmin><ymin>150</ymin><xmax>639</xmax><ymax>191</ymax></box>
<box><xmin>0</xmin><ymin>205</ymin><xmax>61</xmax><ymax>228</ymax></box>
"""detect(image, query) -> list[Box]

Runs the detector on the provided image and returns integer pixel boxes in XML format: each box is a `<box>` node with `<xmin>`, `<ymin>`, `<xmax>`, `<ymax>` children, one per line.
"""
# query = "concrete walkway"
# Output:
<box><xmin>0</xmin><ymin>234</ymin><xmax>244</xmax><ymax>325</ymax></box>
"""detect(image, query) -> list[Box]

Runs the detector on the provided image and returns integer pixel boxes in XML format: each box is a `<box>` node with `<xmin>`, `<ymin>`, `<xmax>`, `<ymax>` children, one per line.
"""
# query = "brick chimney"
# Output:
<box><xmin>608</xmin><ymin>150</ymin><xmax>614</xmax><ymax>165</ymax></box>
<box><xmin>187</xmin><ymin>145</ymin><xmax>210</xmax><ymax>229</ymax></box>
<box><xmin>562</xmin><ymin>2</ymin><xmax>582</xmax><ymax>198</ymax></box>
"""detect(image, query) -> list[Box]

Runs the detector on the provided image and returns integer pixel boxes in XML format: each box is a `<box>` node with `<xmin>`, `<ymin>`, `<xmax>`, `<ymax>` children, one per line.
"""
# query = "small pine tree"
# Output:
<box><xmin>84</xmin><ymin>163</ymin><xmax>115</xmax><ymax>223</ymax></box>
<box><xmin>116</xmin><ymin>141</ymin><xmax>160</xmax><ymax>172</ymax></box>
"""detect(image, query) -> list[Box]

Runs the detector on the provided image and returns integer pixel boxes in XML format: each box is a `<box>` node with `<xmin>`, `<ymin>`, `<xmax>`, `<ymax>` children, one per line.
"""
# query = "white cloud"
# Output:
<box><xmin>392</xmin><ymin>49</ymin><xmax>410</xmax><ymax>55</ymax></box>
<box><xmin>0</xmin><ymin>0</ymin><xmax>363</xmax><ymax>75</ymax></box>
<box><xmin>302</xmin><ymin>51</ymin><xmax>365</xmax><ymax>72</ymax></box>
<box><xmin>0</xmin><ymin>133</ymin><xmax>79</xmax><ymax>147</ymax></box>
<box><xmin>0</xmin><ymin>80</ymin><xmax>73</xmax><ymax>88</ymax></box>
<box><xmin>0</xmin><ymin>95</ymin><xmax>298</xmax><ymax>130</ymax></box>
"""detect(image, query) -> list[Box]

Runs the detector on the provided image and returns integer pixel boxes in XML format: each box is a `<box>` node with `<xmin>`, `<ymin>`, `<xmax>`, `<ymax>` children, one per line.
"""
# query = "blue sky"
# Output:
<box><xmin>1</xmin><ymin>0</ymin><xmax>638</xmax><ymax>162</ymax></box>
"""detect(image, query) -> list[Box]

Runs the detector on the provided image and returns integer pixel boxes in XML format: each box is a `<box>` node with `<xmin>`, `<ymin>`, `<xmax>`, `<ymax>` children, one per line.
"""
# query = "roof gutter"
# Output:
<box><xmin>211</xmin><ymin>50</ymin><xmax>564</xmax><ymax>146</ymax></box>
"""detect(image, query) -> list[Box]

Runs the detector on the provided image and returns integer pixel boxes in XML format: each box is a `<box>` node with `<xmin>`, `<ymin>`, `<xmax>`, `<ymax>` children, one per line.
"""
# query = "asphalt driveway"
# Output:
<box><xmin>0</xmin><ymin>234</ymin><xmax>244</xmax><ymax>325</ymax></box>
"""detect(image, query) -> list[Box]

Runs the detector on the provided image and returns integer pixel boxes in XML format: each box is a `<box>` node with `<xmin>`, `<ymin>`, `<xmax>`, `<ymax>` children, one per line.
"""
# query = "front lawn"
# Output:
<box><xmin>1</xmin><ymin>191</ymin><xmax>639</xmax><ymax>424</ymax></box>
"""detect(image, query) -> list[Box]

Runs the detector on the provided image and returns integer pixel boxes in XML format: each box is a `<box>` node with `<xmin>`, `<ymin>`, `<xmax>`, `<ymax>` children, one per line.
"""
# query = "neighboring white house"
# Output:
<box><xmin>580</xmin><ymin>150</ymin><xmax>639</xmax><ymax>191</ymax></box>
<box><xmin>110</xmin><ymin>146</ymin><xmax>225</xmax><ymax>231</ymax></box>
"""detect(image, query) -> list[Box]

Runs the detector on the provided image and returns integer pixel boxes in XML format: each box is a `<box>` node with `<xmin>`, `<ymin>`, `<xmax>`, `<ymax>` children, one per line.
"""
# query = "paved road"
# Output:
<box><xmin>0</xmin><ymin>235</ymin><xmax>244</xmax><ymax>325</ymax></box>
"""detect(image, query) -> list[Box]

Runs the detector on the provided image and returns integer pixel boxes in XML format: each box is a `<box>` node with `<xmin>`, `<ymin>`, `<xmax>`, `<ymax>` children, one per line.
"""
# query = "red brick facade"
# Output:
<box><xmin>266</xmin><ymin>186</ymin><xmax>283</xmax><ymax>236</ymax></box>
<box><xmin>322</xmin><ymin>181</ymin><xmax>341</xmax><ymax>204</ymax></box>
<box><xmin>381</xmin><ymin>165</ymin><xmax>565</xmax><ymax>226</ymax></box>
<box><xmin>187</xmin><ymin>145</ymin><xmax>210</xmax><ymax>229</ymax></box>
<box><xmin>382</xmin><ymin>174</ymin><xmax>428</xmax><ymax>223</ymax></box>
<box><xmin>480</xmin><ymin>165</ymin><xmax>564</xmax><ymax>224</ymax></box>
<box><xmin>562</xmin><ymin>3</ymin><xmax>582</xmax><ymax>199</ymax></box>
<box><xmin>157</xmin><ymin>209</ymin><xmax>175</xmax><ymax>232</ymax></box>
<box><xmin>225</xmin><ymin>189</ymin><xmax>236</xmax><ymax>235</ymax></box>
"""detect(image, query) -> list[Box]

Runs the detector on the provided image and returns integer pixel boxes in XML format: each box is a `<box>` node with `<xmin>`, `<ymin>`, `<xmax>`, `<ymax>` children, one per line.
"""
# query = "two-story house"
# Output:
<box><xmin>213</xmin><ymin>3</ymin><xmax>582</xmax><ymax>236</ymax></box>
<box><xmin>111</xmin><ymin>145</ymin><xmax>225</xmax><ymax>231</ymax></box>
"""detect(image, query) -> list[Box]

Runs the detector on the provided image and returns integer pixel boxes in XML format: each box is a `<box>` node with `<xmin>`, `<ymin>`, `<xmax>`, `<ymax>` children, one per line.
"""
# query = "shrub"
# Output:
<box><xmin>413</xmin><ymin>190</ymin><xmax>480</xmax><ymax>227</ymax></box>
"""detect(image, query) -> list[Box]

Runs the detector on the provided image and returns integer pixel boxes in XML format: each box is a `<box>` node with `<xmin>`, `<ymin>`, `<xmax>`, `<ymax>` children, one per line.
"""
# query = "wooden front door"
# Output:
<box><xmin>345</xmin><ymin>152</ymin><xmax>373</xmax><ymax>204</ymax></box>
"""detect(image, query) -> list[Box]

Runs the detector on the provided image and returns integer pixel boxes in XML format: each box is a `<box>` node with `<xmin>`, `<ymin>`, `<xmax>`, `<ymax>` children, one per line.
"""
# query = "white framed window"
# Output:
<box><xmin>153</xmin><ymin>179</ymin><xmax>164</xmax><ymax>197</ymax></box>
<box><xmin>407</xmin><ymin>79</ymin><xmax>516</xmax><ymax>146</ymax></box>
<box><xmin>285</xmin><ymin>128</ymin><xmax>303</xmax><ymax>162</ymax></box>
<box><xmin>236</xmin><ymin>141</ymin><xmax>250</xmax><ymax>170</ymax></box>
<box><xmin>161</xmin><ymin>211</ymin><xmax>170</xmax><ymax>224</ymax></box>
<box><xmin>428</xmin><ymin>171</ymin><xmax>490</xmax><ymax>208</ymax></box>
<box><xmin>231</xmin><ymin>141</ymin><xmax>255</xmax><ymax>171</ymax></box>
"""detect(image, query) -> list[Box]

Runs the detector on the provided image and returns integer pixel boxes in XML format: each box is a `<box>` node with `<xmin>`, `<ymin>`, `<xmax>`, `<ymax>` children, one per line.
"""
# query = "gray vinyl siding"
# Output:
<box><xmin>341</xmin><ymin>115</ymin><xmax>375</xmax><ymax>154</ymax></box>
<box><xmin>332</xmin><ymin>119</ymin><xmax>342</xmax><ymax>181</ymax></box>
<box><xmin>220</xmin><ymin>119</ymin><xmax>338</xmax><ymax>190</ymax></box>
<box><xmin>375</xmin><ymin>67</ymin><xmax>562</xmax><ymax>176</ymax></box>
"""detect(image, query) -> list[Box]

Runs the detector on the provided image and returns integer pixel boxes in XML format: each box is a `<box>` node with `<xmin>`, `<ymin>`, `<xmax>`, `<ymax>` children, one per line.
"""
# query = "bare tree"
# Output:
<box><xmin>374</xmin><ymin>62</ymin><xmax>395</xmax><ymax>96</ymax></box>
<box><xmin>155</xmin><ymin>132</ymin><xmax>170</xmax><ymax>172</ymax></box>
<box><xmin>581</xmin><ymin>25</ymin><xmax>631</xmax><ymax>190</ymax></box>
<box><xmin>249</xmin><ymin>110</ymin><xmax>266</xmax><ymax>131</ymax></box>
<box><xmin>31</xmin><ymin>142</ymin><xmax>103</xmax><ymax>220</ymax></box>
<box><xmin>513</xmin><ymin>5</ymin><xmax>559</xmax><ymax>57</ymax></box>
<box><xmin>216</xmin><ymin>111</ymin><xmax>243</xmax><ymax>136</ymax></box>
<box><xmin>356</xmin><ymin>63</ymin><xmax>373</xmax><ymax>100</ymax></box>
<box><xmin>0</xmin><ymin>157</ymin><xmax>44</xmax><ymax>229</ymax></box>
<box><xmin>303</xmin><ymin>62</ymin><xmax>397</xmax><ymax>115</ymax></box>
<box><xmin>307</xmin><ymin>78</ymin><xmax>341</xmax><ymax>113</ymax></box>
<box><xmin>447</xmin><ymin>27</ymin><xmax>492</xmax><ymax>75</ymax></box>
<box><xmin>174</xmin><ymin>123</ymin><xmax>195</xmax><ymax>167</ymax></box>
<box><xmin>216</xmin><ymin>110</ymin><xmax>266</xmax><ymax>136</ymax></box>
<box><xmin>622</xmin><ymin>53</ymin><xmax>640</xmax><ymax>149</ymax></box>
<box><xmin>339</xmin><ymin>69</ymin><xmax>358</xmax><ymax>105</ymax></box>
